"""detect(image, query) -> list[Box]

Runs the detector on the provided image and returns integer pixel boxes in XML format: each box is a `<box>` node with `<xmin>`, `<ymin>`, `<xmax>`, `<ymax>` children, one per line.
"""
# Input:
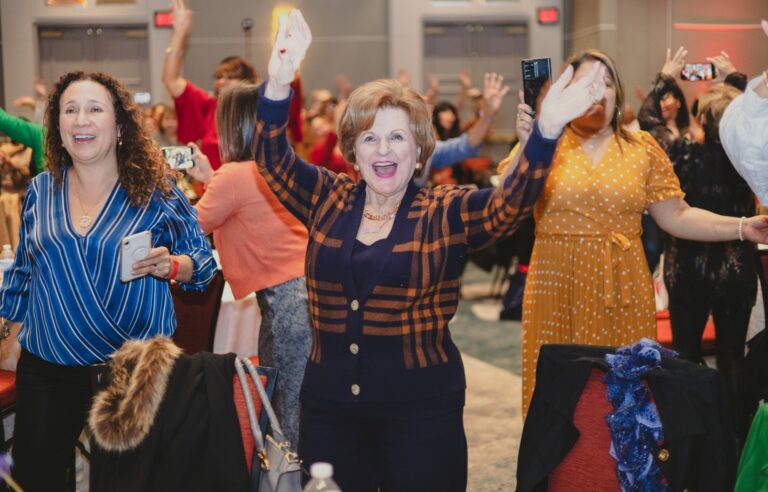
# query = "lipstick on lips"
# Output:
<box><xmin>372</xmin><ymin>161</ymin><xmax>397</xmax><ymax>178</ymax></box>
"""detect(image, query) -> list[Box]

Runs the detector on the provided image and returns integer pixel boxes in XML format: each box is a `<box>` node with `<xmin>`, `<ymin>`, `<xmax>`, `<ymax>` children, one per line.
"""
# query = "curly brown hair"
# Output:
<box><xmin>44</xmin><ymin>71</ymin><xmax>175</xmax><ymax>207</ymax></box>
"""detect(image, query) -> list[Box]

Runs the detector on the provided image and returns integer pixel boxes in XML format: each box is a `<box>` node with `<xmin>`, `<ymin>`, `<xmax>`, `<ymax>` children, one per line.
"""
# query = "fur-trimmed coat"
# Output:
<box><xmin>88</xmin><ymin>337</ymin><xmax>250</xmax><ymax>492</ymax></box>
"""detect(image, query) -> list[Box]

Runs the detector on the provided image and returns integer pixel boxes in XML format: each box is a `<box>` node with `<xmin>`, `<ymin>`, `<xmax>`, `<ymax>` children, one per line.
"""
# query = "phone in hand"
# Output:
<box><xmin>521</xmin><ymin>58</ymin><xmax>552</xmax><ymax>117</ymax></box>
<box><xmin>161</xmin><ymin>146</ymin><xmax>195</xmax><ymax>170</ymax></box>
<box><xmin>120</xmin><ymin>231</ymin><xmax>152</xmax><ymax>283</ymax></box>
<box><xmin>680</xmin><ymin>63</ymin><xmax>716</xmax><ymax>81</ymax></box>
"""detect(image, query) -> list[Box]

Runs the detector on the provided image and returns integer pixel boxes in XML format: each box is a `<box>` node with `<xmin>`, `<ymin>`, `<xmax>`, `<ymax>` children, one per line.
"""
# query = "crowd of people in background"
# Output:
<box><xmin>0</xmin><ymin>1</ymin><xmax>767</xmax><ymax>490</ymax></box>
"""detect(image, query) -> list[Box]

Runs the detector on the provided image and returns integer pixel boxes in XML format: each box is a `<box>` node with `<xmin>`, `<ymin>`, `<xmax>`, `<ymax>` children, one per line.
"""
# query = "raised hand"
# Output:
<box><xmin>171</xmin><ymin>0</ymin><xmax>193</xmax><ymax>36</ymax></box>
<box><xmin>515</xmin><ymin>90</ymin><xmax>534</xmax><ymax>146</ymax></box>
<box><xmin>707</xmin><ymin>51</ymin><xmax>736</xmax><ymax>79</ymax></box>
<box><xmin>185</xmin><ymin>142</ymin><xmax>213</xmax><ymax>184</ymax></box>
<box><xmin>537</xmin><ymin>62</ymin><xmax>607</xmax><ymax>139</ymax></box>
<box><xmin>267</xmin><ymin>9</ymin><xmax>312</xmax><ymax>100</ymax></box>
<box><xmin>661</xmin><ymin>47</ymin><xmax>687</xmax><ymax>78</ymax></box>
<box><xmin>482</xmin><ymin>72</ymin><xmax>511</xmax><ymax>116</ymax></box>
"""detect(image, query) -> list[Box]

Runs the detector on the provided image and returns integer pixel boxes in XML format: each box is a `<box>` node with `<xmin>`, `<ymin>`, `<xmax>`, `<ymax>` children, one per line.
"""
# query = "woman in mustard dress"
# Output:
<box><xmin>515</xmin><ymin>50</ymin><xmax>768</xmax><ymax>416</ymax></box>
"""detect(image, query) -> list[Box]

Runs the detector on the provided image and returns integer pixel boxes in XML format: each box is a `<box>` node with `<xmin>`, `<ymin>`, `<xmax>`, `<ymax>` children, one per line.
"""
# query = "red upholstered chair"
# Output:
<box><xmin>171</xmin><ymin>270</ymin><xmax>226</xmax><ymax>354</ymax></box>
<box><xmin>232</xmin><ymin>357</ymin><xmax>277</xmax><ymax>482</ymax></box>
<box><xmin>0</xmin><ymin>370</ymin><xmax>16</xmax><ymax>451</ymax></box>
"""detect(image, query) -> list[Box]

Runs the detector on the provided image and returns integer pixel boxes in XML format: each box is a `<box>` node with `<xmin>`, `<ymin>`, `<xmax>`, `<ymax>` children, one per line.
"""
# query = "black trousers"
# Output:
<box><xmin>299</xmin><ymin>405</ymin><xmax>467</xmax><ymax>492</ymax></box>
<box><xmin>667</xmin><ymin>277</ymin><xmax>754</xmax><ymax>441</ymax></box>
<box><xmin>12</xmin><ymin>350</ymin><xmax>93</xmax><ymax>492</ymax></box>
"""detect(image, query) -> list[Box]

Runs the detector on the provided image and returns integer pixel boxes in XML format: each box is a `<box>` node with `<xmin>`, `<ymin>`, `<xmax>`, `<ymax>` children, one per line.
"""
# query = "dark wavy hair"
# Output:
<box><xmin>654</xmin><ymin>76</ymin><xmax>690</xmax><ymax>136</ymax></box>
<box><xmin>44</xmin><ymin>71</ymin><xmax>174</xmax><ymax>207</ymax></box>
<box><xmin>432</xmin><ymin>101</ymin><xmax>461</xmax><ymax>141</ymax></box>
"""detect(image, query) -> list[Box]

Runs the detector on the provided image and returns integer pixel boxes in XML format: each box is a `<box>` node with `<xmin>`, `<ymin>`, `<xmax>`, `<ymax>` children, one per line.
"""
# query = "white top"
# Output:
<box><xmin>720</xmin><ymin>75</ymin><xmax>768</xmax><ymax>204</ymax></box>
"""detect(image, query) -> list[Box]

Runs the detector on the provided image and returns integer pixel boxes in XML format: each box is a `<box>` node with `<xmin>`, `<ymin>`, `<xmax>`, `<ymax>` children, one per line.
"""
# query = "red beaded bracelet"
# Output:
<box><xmin>168</xmin><ymin>257</ymin><xmax>180</xmax><ymax>280</ymax></box>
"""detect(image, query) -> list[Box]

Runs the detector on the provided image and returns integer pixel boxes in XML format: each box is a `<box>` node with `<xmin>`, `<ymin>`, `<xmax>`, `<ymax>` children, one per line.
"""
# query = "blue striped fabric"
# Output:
<box><xmin>0</xmin><ymin>169</ymin><xmax>216</xmax><ymax>365</ymax></box>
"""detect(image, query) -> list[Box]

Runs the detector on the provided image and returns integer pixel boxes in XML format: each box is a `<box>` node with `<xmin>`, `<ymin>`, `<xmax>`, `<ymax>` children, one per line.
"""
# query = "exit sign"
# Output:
<box><xmin>537</xmin><ymin>7</ymin><xmax>560</xmax><ymax>25</ymax></box>
<box><xmin>154</xmin><ymin>10</ymin><xmax>173</xmax><ymax>28</ymax></box>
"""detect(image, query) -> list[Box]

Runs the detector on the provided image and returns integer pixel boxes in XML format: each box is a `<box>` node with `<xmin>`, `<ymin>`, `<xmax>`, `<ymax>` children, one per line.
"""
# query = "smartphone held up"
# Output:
<box><xmin>680</xmin><ymin>63</ymin><xmax>716</xmax><ymax>81</ymax></box>
<box><xmin>162</xmin><ymin>146</ymin><xmax>195</xmax><ymax>170</ymax></box>
<box><xmin>521</xmin><ymin>58</ymin><xmax>552</xmax><ymax>117</ymax></box>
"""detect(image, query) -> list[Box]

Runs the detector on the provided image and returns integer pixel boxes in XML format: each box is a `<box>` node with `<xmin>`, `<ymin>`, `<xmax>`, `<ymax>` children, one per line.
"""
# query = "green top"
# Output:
<box><xmin>735</xmin><ymin>403</ymin><xmax>768</xmax><ymax>491</ymax></box>
<box><xmin>0</xmin><ymin>107</ymin><xmax>46</xmax><ymax>174</ymax></box>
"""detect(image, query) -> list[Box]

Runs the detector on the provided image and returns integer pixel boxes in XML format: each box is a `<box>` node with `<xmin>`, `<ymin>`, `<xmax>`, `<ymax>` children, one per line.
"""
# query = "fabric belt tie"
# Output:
<box><xmin>604</xmin><ymin>232</ymin><xmax>632</xmax><ymax>308</ymax></box>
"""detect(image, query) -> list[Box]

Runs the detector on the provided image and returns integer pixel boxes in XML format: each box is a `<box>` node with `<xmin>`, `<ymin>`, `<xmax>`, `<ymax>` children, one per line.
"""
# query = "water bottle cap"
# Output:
<box><xmin>309</xmin><ymin>462</ymin><xmax>333</xmax><ymax>479</ymax></box>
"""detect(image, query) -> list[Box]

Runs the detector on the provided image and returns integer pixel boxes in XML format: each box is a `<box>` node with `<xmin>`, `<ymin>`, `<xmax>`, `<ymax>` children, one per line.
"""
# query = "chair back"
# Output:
<box><xmin>171</xmin><ymin>270</ymin><xmax>225</xmax><ymax>354</ymax></box>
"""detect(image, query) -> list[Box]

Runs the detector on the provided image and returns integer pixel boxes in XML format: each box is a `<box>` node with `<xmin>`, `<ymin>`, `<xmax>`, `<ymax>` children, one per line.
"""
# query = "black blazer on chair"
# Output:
<box><xmin>516</xmin><ymin>344</ymin><xmax>738</xmax><ymax>492</ymax></box>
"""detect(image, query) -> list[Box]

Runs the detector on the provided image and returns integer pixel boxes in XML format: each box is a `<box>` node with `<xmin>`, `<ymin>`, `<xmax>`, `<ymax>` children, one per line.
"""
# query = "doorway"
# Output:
<box><xmin>38</xmin><ymin>25</ymin><xmax>150</xmax><ymax>100</ymax></box>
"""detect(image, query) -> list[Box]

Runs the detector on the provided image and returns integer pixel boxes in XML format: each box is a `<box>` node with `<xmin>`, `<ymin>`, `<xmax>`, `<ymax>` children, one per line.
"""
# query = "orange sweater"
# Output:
<box><xmin>195</xmin><ymin>161</ymin><xmax>308</xmax><ymax>299</ymax></box>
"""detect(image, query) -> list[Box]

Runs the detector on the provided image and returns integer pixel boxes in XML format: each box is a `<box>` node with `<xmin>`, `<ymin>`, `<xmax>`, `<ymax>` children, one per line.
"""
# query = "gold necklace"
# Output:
<box><xmin>359</xmin><ymin>216</ymin><xmax>393</xmax><ymax>235</ymax></box>
<box><xmin>71</xmin><ymin>172</ymin><xmax>114</xmax><ymax>229</ymax></box>
<box><xmin>363</xmin><ymin>202</ymin><xmax>400</xmax><ymax>221</ymax></box>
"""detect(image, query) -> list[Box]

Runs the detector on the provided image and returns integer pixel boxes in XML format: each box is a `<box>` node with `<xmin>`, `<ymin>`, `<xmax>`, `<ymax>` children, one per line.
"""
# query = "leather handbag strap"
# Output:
<box><xmin>234</xmin><ymin>357</ymin><xmax>267</xmax><ymax>457</ymax></box>
<box><xmin>241</xmin><ymin>357</ymin><xmax>288</xmax><ymax>442</ymax></box>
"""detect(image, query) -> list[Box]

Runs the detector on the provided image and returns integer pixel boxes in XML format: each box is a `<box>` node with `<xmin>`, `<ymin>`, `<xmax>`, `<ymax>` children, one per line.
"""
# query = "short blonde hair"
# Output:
<box><xmin>338</xmin><ymin>79</ymin><xmax>435</xmax><ymax>172</ymax></box>
<box><xmin>697</xmin><ymin>83</ymin><xmax>741</xmax><ymax>141</ymax></box>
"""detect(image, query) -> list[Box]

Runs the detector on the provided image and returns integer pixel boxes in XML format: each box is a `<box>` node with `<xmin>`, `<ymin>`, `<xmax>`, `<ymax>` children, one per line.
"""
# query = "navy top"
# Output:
<box><xmin>0</xmin><ymin>169</ymin><xmax>216</xmax><ymax>365</ymax></box>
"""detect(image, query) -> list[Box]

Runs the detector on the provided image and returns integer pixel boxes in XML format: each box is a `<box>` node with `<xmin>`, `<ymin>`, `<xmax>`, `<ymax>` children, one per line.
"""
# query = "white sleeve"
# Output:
<box><xmin>720</xmin><ymin>76</ymin><xmax>768</xmax><ymax>204</ymax></box>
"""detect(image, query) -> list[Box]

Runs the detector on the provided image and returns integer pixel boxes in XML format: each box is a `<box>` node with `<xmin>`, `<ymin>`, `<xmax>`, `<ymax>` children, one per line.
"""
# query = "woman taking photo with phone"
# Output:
<box><xmin>0</xmin><ymin>70</ymin><xmax>216</xmax><ymax>491</ymax></box>
<box><xmin>189</xmin><ymin>82</ymin><xmax>311</xmax><ymax>452</ymax></box>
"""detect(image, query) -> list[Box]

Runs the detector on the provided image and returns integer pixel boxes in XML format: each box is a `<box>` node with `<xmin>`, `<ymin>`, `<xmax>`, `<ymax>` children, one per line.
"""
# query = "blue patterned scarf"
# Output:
<box><xmin>604</xmin><ymin>338</ymin><xmax>677</xmax><ymax>492</ymax></box>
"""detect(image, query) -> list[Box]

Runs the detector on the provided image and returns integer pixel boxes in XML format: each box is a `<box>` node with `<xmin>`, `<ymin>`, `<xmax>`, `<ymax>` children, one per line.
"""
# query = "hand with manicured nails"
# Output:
<box><xmin>266</xmin><ymin>9</ymin><xmax>312</xmax><ymax>100</ymax></box>
<box><xmin>537</xmin><ymin>62</ymin><xmax>607</xmax><ymax>139</ymax></box>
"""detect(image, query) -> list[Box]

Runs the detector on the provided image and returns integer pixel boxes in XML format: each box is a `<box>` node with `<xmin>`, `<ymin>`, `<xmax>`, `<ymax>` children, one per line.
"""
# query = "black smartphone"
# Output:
<box><xmin>161</xmin><ymin>146</ymin><xmax>195</xmax><ymax>170</ymax></box>
<box><xmin>521</xmin><ymin>58</ymin><xmax>552</xmax><ymax>116</ymax></box>
<box><xmin>680</xmin><ymin>63</ymin><xmax>716</xmax><ymax>81</ymax></box>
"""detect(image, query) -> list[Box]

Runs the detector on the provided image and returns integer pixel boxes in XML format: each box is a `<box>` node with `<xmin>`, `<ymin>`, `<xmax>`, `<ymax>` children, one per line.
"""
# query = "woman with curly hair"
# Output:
<box><xmin>0</xmin><ymin>70</ymin><xmax>216</xmax><ymax>491</ymax></box>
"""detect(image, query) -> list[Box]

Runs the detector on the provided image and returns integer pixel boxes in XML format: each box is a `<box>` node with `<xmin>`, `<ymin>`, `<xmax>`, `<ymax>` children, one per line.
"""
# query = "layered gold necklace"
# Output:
<box><xmin>360</xmin><ymin>202</ymin><xmax>400</xmax><ymax>235</ymax></box>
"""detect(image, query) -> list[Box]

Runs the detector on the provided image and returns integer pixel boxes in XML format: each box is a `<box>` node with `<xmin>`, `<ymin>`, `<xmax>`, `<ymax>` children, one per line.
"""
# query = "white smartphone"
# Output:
<box><xmin>120</xmin><ymin>231</ymin><xmax>152</xmax><ymax>282</ymax></box>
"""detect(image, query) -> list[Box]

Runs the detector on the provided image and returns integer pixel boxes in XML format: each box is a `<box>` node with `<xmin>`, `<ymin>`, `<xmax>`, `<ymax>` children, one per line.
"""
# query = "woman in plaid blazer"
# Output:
<box><xmin>256</xmin><ymin>10</ymin><xmax>607</xmax><ymax>491</ymax></box>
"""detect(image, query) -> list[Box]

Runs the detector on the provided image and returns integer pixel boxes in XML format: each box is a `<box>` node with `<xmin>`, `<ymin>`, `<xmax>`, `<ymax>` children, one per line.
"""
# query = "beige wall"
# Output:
<box><xmin>566</xmin><ymin>0</ymin><xmax>768</xmax><ymax>112</ymax></box>
<box><xmin>390</xmin><ymin>0</ymin><xmax>565</xmax><ymax>94</ymax></box>
<box><xmin>0</xmin><ymin>0</ymin><xmax>388</xmax><ymax>109</ymax></box>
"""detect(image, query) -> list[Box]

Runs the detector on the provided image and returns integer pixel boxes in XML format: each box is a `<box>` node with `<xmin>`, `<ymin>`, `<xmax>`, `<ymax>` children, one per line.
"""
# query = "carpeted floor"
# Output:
<box><xmin>454</xmin><ymin>263</ymin><xmax>523</xmax><ymax>491</ymax></box>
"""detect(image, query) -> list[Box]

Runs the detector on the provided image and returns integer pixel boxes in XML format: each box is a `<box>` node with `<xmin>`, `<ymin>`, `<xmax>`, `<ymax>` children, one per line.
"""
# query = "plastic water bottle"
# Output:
<box><xmin>0</xmin><ymin>245</ymin><xmax>13</xmax><ymax>272</ymax></box>
<box><xmin>303</xmin><ymin>462</ymin><xmax>342</xmax><ymax>492</ymax></box>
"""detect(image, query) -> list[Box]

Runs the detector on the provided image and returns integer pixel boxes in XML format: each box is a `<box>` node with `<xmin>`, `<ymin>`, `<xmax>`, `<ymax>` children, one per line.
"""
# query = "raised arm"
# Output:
<box><xmin>463</xmin><ymin>63</ymin><xmax>607</xmax><ymax>249</ymax></box>
<box><xmin>258</xmin><ymin>10</ymin><xmax>340</xmax><ymax>226</ymax></box>
<box><xmin>162</xmin><ymin>0</ymin><xmax>193</xmax><ymax>98</ymax></box>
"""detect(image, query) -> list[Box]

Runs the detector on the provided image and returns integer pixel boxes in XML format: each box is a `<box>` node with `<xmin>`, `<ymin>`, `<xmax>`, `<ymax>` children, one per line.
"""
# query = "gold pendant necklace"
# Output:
<box><xmin>72</xmin><ymin>172</ymin><xmax>113</xmax><ymax>230</ymax></box>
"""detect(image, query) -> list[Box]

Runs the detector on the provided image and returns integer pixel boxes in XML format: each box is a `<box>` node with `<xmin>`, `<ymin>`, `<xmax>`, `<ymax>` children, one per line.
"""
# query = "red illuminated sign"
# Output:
<box><xmin>537</xmin><ymin>7</ymin><xmax>559</xmax><ymax>25</ymax></box>
<box><xmin>154</xmin><ymin>10</ymin><xmax>173</xmax><ymax>28</ymax></box>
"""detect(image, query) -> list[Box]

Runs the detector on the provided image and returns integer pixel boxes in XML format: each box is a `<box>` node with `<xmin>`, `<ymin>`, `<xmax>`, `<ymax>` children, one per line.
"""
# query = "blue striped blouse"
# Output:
<box><xmin>0</xmin><ymin>169</ymin><xmax>217</xmax><ymax>365</ymax></box>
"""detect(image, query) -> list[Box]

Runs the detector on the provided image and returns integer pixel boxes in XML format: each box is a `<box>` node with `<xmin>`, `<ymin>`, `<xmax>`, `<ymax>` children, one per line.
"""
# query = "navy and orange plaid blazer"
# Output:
<box><xmin>255</xmin><ymin>84</ymin><xmax>558</xmax><ymax>405</ymax></box>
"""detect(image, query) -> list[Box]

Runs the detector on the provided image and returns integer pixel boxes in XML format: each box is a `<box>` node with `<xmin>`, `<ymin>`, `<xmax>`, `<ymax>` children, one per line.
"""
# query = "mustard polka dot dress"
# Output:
<box><xmin>521</xmin><ymin>128</ymin><xmax>683</xmax><ymax>417</ymax></box>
